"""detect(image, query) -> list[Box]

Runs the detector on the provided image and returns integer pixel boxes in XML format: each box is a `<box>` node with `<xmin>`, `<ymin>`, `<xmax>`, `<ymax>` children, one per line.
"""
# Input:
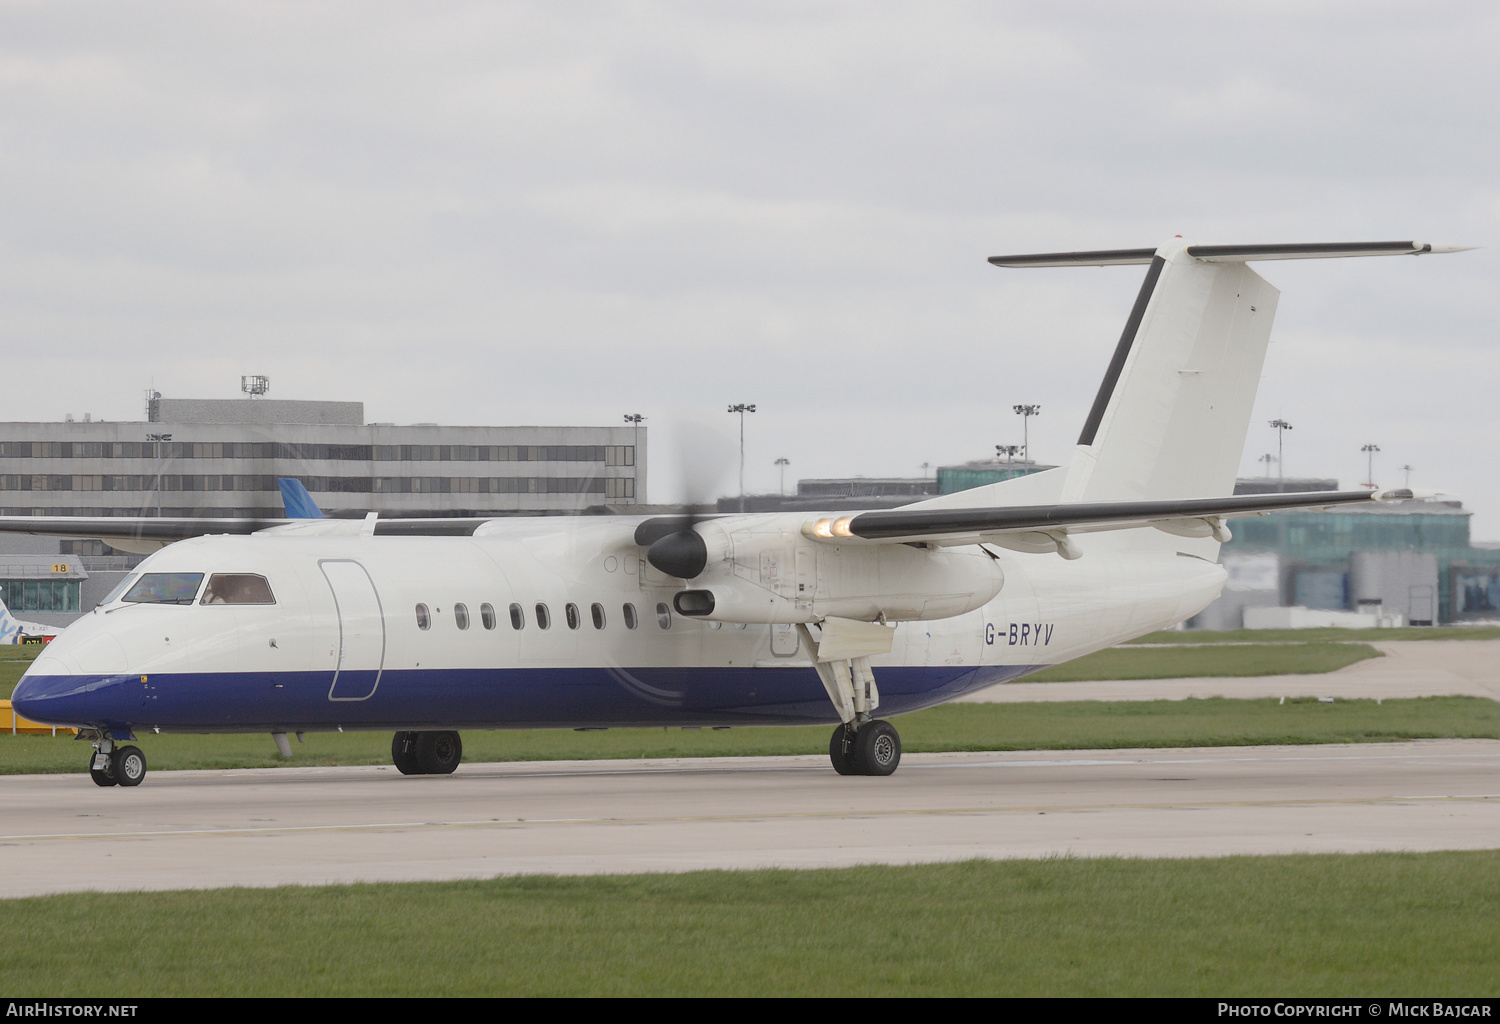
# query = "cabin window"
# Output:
<box><xmin>535</xmin><ymin>603</ymin><xmax>551</xmax><ymax>630</ymax></box>
<box><xmin>200</xmin><ymin>574</ymin><xmax>275</xmax><ymax>605</ymax></box>
<box><xmin>591</xmin><ymin>602</ymin><xmax>606</xmax><ymax>629</ymax></box>
<box><xmin>565</xmin><ymin>603</ymin><xmax>581</xmax><ymax>630</ymax></box>
<box><xmin>622</xmin><ymin>603</ymin><xmax>638</xmax><ymax>630</ymax></box>
<box><xmin>415</xmin><ymin>603</ymin><xmax>431</xmax><ymax>630</ymax></box>
<box><xmin>123</xmin><ymin>573</ymin><xmax>204</xmax><ymax>606</ymax></box>
<box><xmin>656</xmin><ymin>602</ymin><xmax>672</xmax><ymax>630</ymax></box>
<box><xmin>509</xmin><ymin>603</ymin><xmax>524</xmax><ymax>629</ymax></box>
<box><xmin>454</xmin><ymin>603</ymin><xmax>470</xmax><ymax>630</ymax></box>
<box><xmin>481</xmin><ymin>603</ymin><xmax>496</xmax><ymax>630</ymax></box>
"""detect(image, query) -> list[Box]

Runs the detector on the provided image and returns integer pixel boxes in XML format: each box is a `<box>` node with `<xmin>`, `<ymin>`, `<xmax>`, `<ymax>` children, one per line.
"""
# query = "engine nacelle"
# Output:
<box><xmin>668</xmin><ymin>519</ymin><xmax>1004</xmax><ymax>623</ymax></box>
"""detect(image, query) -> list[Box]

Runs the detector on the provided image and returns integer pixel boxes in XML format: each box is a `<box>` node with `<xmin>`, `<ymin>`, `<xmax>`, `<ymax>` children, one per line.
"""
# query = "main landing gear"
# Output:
<box><xmin>391</xmin><ymin>731</ymin><xmax>463</xmax><ymax>775</ymax></box>
<box><xmin>829</xmin><ymin>720</ymin><xmax>902</xmax><ymax>776</ymax></box>
<box><xmin>87</xmin><ymin>738</ymin><xmax>147</xmax><ymax>788</ymax></box>
<box><xmin>797</xmin><ymin>620</ymin><xmax>902</xmax><ymax>777</ymax></box>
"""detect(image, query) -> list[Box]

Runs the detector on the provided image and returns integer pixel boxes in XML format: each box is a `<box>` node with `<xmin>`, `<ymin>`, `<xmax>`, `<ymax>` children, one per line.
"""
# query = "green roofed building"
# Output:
<box><xmin>1193</xmin><ymin>484</ymin><xmax>1500</xmax><ymax>628</ymax></box>
<box><xmin>936</xmin><ymin>460</ymin><xmax>1056</xmax><ymax>495</ymax></box>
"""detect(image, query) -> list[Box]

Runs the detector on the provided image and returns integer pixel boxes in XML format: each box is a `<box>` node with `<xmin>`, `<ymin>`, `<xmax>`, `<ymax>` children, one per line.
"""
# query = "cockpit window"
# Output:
<box><xmin>102</xmin><ymin>574</ymin><xmax>140</xmax><ymax>605</ymax></box>
<box><xmin>123</xmin><ymin>573</ymin><xmax>205</xmax><ymax>606</ymax></box>
<box><xmin>200</xmin><ymin>574</ymin><xmax>276</xmax><ymax>605</ymax></box>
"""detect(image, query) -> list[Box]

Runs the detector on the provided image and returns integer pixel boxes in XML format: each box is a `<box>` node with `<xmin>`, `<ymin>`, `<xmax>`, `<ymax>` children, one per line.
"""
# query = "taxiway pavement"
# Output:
<box><xmin>3</xmin><ymin>739</ymin><xmax>1498</xmax><ymax>898</ymax></box>
<box><xmin>6</xmin><ymin>639</ymin><xmax>1498</xmax><ymax>898</ymax></box>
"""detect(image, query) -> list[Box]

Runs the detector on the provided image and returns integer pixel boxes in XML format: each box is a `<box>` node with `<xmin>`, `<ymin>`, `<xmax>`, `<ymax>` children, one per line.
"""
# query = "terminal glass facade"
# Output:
<box><xmin>0</xmin><ymin>579</ymin><xmax>80</xmax><ymax>613</ymax></box>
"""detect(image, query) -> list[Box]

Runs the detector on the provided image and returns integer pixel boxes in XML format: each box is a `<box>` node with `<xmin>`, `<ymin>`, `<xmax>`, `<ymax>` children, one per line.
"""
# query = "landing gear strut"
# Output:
<box><xmin>828</xmin><ymin>720</ymin><xmax>902</xmax><ymax>776</ymax></box>
<box><xmin>391</xmin><ymin>731</ymin><xmax>463</xmax><ymax>775</ymax></box>
<box><xmin>798</xmin><ymin>619</ymin><xmax>903</xmax><ymax>777</ymax></box>
<box><xmin>88</xmin><ymin>738</ymin><xmax>147</xmax><ymax>787</ymax></box>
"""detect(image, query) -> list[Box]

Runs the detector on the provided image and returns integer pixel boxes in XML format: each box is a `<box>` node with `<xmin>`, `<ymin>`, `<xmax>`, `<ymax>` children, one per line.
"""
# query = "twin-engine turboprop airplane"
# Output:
<box><xmin>8</xmin><ymin>239</ymin><xmax>1468</xmax><ymax>786</ymax></box>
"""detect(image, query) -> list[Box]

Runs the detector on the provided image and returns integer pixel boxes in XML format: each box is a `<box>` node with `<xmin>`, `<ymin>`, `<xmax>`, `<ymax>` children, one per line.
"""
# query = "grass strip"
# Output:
<box><xmin>3</xmin><ymin>853</ymin><xmax>1498</xmax><ymax>996</ymax></box>
<box><xmin>1129</xmin><ymin>626</ymin><xmax>1500</xmax><ymax>644</ymax></box>
<box><xmin>4</xmin><ymin>696</ymin><xmax>1496</xmax><ymax>775</ymax></box>
<box><xmin>0</xmin><ymin>645</ymin><xmax>38</xmax><ymax>700</ymax></box>
<box><xmin>1023</xmin><ymin>641</ymin><xmax>1378</xmax><ymax>681</ymax></box>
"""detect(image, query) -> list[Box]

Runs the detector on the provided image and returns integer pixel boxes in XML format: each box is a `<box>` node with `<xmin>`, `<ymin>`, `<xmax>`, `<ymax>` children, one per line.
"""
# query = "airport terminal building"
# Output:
<box><xmin>0</xmin><ymin>396</ymin><xmax>646</xmax><ymax>627</ymax></box>
<box><xmin>0</xmin><ymin>397</ymin><xmax>644</xmax><ymax>524</ymax></box>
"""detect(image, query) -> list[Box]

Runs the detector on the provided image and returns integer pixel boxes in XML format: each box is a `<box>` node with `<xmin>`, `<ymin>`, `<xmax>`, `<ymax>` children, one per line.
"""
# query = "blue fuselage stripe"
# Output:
<box><xmin>14</xmin><ymin>664</ymin><xmax>1044</xmax><ymax>733</ymax></box>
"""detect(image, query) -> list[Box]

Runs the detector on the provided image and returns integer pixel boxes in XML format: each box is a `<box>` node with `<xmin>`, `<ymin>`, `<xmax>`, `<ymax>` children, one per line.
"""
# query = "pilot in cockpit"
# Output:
<box><xmin>199</xmin><ymin>574</ymin><xmax>276</xmax><ymax>606</ymax></box>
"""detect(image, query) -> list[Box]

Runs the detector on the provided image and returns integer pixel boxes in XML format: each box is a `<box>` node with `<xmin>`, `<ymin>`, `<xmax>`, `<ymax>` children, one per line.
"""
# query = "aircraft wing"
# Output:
<box><xmin>0</xmin><ymin>514</ymin><xmax>499</xmax><ymax>553</ymax></box>
<box><xmin>799</xmin><ymin>488</ymin><xmax>1422</xmax><ymax>553</ymax></box>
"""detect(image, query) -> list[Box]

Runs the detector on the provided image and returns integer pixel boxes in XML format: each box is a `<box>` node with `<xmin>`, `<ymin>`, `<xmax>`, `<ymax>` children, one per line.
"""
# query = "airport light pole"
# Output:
<box><xmin>623</xmin><ymin>414</ymin><xmax>646</xmax><ymax>503</ymax></box>
<box><xmin>996</xmin><ymin>444</ymin><xmax>1022</xmax><ymax>466</ymax></box>
<box><xmin>1361</xmin><ymin>443</ymin><xmax>1381</xmax><ymax>489</ymax></box>
<box><xmin>623</xmin><ymin>413</ymin><xmax>645</xmax><ymax>451</ymax></box>
<box><xmin>1013</xmin><ymin>405</ymin><xmax>1040</xmax><ymax>465</ymax></box>
<box><xmin>1269</xmin><ymin>419</ymin><xmax>1293</xmax><ymax>491</ymax></box>
<box><xmin>1401</xmin><ymin>464</ymin><xmax>1413</xmax><ymax>489</ymax></box>
<box><xmin>727</xmin><ymin>403</ymin><xmax>756</xmax><ymax>512</ymax></box>
<box><xmin>775</xmin><ymin>457</ymin><xmax>789</xmax><ymax>497</ymax></box>
<box><xmin>1258</xmin><ymin>453</ymin><xmax>1277</xmax><ymax>477</ymax></box>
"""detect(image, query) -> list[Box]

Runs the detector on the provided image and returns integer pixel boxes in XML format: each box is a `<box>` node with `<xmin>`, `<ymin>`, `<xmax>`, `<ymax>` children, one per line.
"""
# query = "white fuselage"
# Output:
<box><xmin>14</xmin><ymin>515</ymin><xmax>1226</xmax><ymax>735</ymax></box>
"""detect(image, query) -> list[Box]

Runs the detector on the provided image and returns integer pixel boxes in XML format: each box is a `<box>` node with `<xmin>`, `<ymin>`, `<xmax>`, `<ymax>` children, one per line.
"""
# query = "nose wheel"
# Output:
<box><xmin>88</xmin><ymin>742</ymin><xmax>147</xmax><ymax>787</ymax></box>
<box><xmin>828</xmin><ymin>720</ymin><xmax>901</xmax><ymax>776</ymax></box>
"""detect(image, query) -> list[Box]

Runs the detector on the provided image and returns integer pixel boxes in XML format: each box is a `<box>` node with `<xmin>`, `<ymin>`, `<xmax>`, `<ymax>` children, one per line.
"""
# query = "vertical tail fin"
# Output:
<box><xmin>0</xmin><ymin>595</ymin><xmax>28</xmax><ymax>645</ymax></box>
<box><xmin>1060</xmin><ymin>242</ymin><xmax>1279</xmax><ymax>502</ymax></box>
<box><xmin>277</xmin><ymin>478</ymin><xmax>325</xmax><ymax>519</ymax></box>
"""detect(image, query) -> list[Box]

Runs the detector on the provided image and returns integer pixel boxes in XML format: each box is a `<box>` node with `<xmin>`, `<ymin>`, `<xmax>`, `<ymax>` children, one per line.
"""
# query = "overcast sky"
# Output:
<box><xmin>3</xmin><ymin>1</ymin><xmax>1496</xmax><ymax>533</ymax></box>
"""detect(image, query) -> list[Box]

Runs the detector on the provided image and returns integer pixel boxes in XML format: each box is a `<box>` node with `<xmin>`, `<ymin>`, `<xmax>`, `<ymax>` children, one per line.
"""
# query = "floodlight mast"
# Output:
<box><xmin>727</xmin><ymin>403</ymin><xmax>756</xmax><ymax>512</ymax></box>
<box><xmin>1013</xmin><ymin>405</ymin><xmax>1040</xmax><ymax>465</ymax></box>
<box><xmin>1361</xmin><ymin>443</ymin><xmax>1381</xmax><ymax>489</ymax></box>
<box><xmin>1269</xmin><ymin>419</ymin><xmax>1293</xmax><ymax>491</ymax></box>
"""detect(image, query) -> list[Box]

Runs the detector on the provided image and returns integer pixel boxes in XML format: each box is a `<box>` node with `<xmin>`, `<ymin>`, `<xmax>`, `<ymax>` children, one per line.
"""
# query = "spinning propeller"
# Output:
<box><xmin>633</xmin><ymin>419</ymin><xmax>736</xmax><ymax>580</ymax></box>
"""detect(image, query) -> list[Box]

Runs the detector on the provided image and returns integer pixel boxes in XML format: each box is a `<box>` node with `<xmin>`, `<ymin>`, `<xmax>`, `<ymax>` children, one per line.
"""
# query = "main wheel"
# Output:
<box><xmin>829</xmin><ymin>725</ymin><xmax>859</xmax><ymax>775</ymax></box>
<box><xmin>89</xmin><ymin>752</ymin><xmax>117</xmax><ymax>787</ymax></box>
<box><xmin>113</xmin><ymin>745</ymin><xmax>147</xmax><ymax>787</ymax></box>
<box><xmin>391</xmin><ymin>731</ymin><xmax>422</xmax><ymax>775</ymax></box>
<box><xmin>414</xmin><ymin>731</ymin><xmax>462</xmax><ymax>775</ymax></box>
<box><xmin>854</xmin><ymin>721</ymin><xmax>901</xmax><ymax>777</ymax></box>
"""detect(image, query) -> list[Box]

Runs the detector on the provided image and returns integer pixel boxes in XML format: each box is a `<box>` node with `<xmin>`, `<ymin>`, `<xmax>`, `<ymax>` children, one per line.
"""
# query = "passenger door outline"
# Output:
<box><xmin>321</xmin><ymin>559</ymin><xmax>386</xmax><ymax>701</ymax></box>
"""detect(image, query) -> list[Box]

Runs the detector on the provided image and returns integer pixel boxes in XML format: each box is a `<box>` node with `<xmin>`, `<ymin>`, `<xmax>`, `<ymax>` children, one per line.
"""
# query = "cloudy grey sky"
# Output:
<box><xmin>3</xmin><ymin>2</ymin><xmax>1496</xmax><ymax>532</ymax></box>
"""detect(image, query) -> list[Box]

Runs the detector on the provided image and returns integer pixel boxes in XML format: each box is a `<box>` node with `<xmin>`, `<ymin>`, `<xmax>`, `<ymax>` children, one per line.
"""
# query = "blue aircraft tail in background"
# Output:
<box><xmin>277</xmin><ymin>479</ymin><xmax>325</xmax><ymax>519</ymax></box>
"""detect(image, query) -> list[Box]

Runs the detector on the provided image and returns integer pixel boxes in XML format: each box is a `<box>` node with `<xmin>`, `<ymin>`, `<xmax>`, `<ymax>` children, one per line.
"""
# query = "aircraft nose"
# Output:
<box><xmin>11</xmin><ymin>635</ymin><xmax>133</xmax><ymax>728</ymax></box>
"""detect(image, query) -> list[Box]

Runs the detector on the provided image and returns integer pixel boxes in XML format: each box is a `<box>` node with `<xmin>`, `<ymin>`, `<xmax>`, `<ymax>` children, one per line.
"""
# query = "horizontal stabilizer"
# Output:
<box><xmin>989</xmin><ymin>241</ymin><xmax>1474</xmax><ymax>268</ymax></box>
<box><xmin>988</xmin><ymin>248</ymin><xmax>1158</xmax><ymax>268</ymax></box>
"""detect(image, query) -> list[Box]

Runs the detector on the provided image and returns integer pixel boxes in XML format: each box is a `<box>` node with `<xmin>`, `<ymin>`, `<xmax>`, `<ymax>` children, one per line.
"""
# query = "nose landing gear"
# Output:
<box><xmin>88</xmin><ymin>739</ymin><xmax>147</xmax><ymax>787</ymax></box>
<box><xmin>391</xmin><ymin>731</ymin><xmax>463</xmax><ymax>775</ymax></box>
